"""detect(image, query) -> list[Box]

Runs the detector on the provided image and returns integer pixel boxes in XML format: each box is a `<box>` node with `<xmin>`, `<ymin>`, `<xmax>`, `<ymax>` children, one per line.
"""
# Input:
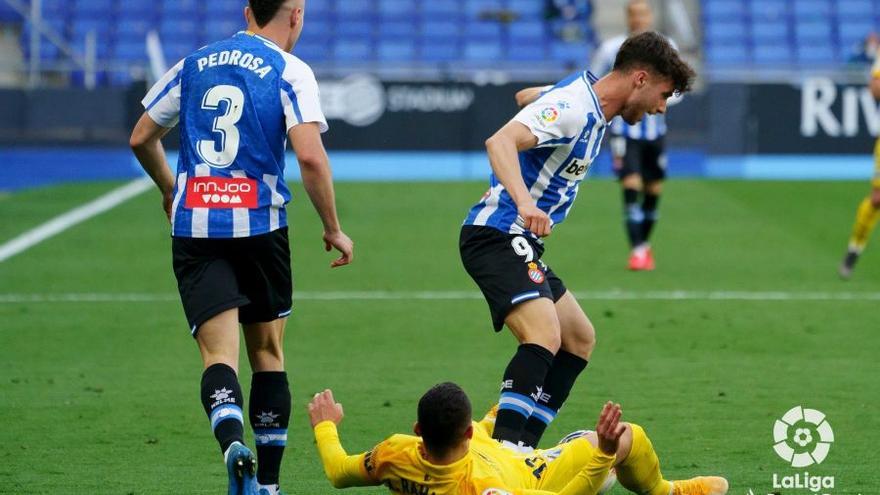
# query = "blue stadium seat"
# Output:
<box><xmin>336</xmin><ymin>20</ymin><xmax>373</xmax><ymax>37</ymax></box>
<box><xmin>422</xmin><ymin>21</ymin><xmax>460</xmax><ymax>39</ymax></box>
<box><xmin>115</xmin><ymin>19</ymin><xmax>152</xmax><ymax>41</ymax></box>
<box><xmin>164</xmin><ymin>41</ymin><xmax>197</xmax><ymax>62</ymax></box>
<box><xmin>72</xmin><ymin>31</ymin><xmax>112</xmax><ymax>58</ymax></box>
<box><xmin>161</xmin><ymin>0</ymin><xmax>199</xmax><ymax>18</ymax></box>
<box><xmin>419</xmin><ymin>42</ymin><xmax>460</xmax><ymax>61</ymax></box>
<box><xmin>748</xmin><ymin>0</ymin><xmax>788</xmax><ymax>21</ymax></box>
<box><xmin>795</xmin><ymin>20</ymin><xmax>833</xmax><ymax>41</ymax></box>
<box><xmin>293</xmin><ymin>42</ymin><xmax>331</xmax><ymax>62</ymax></box>
<box><xmin>703</xmin><ymin>0</ymin><xmax>746</xmax><ymax>20</ymax></box>
<box><xmin>549</xmin><ymin>41</ymin><xmax>589</xmax><ymax>64</ymax></box>
<box><xmin>508</xmin><ymin>0</ymin><xmax>545</xmax><ymax>19</ymax></box>
<box><xmin>378</xmin><ymin>41</ymin><xmax>416</xmax><ymax>61</ymax></box>
<box><xmin>379</xmin><ymin>0</ymin><xmax>416</xmax><ymax>18</ymax></box>
<box><xmin>751</xmin><ymin>22</ymin><xmax>790</xmax><ymax>43</ymax></box>
<box><xmin>212</xmin><ymin>0</ymin><xmax>246</xmax><ymax>20</ymax></box>
<box><xmin>203</xmin><ymin>19</ymin><xmax>243</xmax><ymax>40</ymax></box>
<box><xmin>507</xmin><ymin>20</ymin><xmax>545</xmax><ymax>43</ymax></box>
<box><xmin>506</xmin><ymin>43</ymin><xmax>546</xmax><ymax>60</ymax></box>
<box><xmin>753</xmin><ymin>44</ymin><xmax>793</xmax><ymax>65</ymax></box>
<box><xmin>705</xmin><ymin>44</ymin><xmax>749</xmax><ymax>66</ymax></box>
<box><xmin>422</xmin><ymin>1</ymin><xmax>461</xmax><ymax>17</ymax></box>
<box><xmin>71</xmin><ymin>18</ymin><xmax>112</xmax><ymax>37</ymax></box>
<box><xmin>0</xmin><ymin>2</ymin><xmax>19</xmax><ymax>22</ymax></box>
<box><xmin>464</xmin><ymin>20</ymin><xmax>503</xmax><ymax>40</ymax></box>
<box><xmin>113</xmin><ymin>39</ymin><xmax>147</xmax><ymax>62</ymax></box>
<box><xmin>464</xmin><ymin>40</ymin><xmax>502</xmax><ymax>60</ymax></box>
<box><xmin>379</xmin><ymin>21</ymin><xmax>415</xmax><ymax>37</ymax></box>
<box><xmin>333</xmin><ymin>39</ymin><xmax>374</xmax><ymax>61</ymax></box>
<box><xmin>838</xmin><ymin>19</ymin><xmax>875</xmax><ymax>46</ymax></box>
<box><xmin>73</xmin><ymin>0</ymin><xmax>115</xmax><ymax>16</ymax></box>
<box><xmin>797</xmin><ymin>44</ymin><xmax>837</xmax><ymax>64</ymax></box>
<box><xmin>704</xmin><ymin>20</ymin><xmax>748</xmax><ymax>44</ymax></box>
<box><xmin>836</xmin><ymin>0</ymin><xmax>874</xmax><ymax>18</ymax></box>
<box><xmin>793</xmin><ymin>0</ymin><xmax>833</xmax><ymax>19</ymax></box>
<box><xmin>159</xmin><ymin>20</ymin><xmax>199</xmax><ymax>44</ymax></box>
<box><xmin>338</xmin><ymin>0</ymin><xmax>374</xmax><ymax>17</ymax></box>
<box><xmin>465</xmin><ymin>0</ymin><xmax>504</xmax><ymax>19</ymax></box>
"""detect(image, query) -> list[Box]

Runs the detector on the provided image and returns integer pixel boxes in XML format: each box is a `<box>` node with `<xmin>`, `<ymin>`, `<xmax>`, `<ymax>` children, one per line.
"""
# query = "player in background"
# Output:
<box><xmin>308</xmin><ymin>384</ymin><xmax>728</xmax><ymax>495</ymax></box>
<box><xmin>592</xmin><ymin>0</ymin><xmax>683</xmax><ymax>271</ymax></box>
<box><xmin>839</xmin><ymin>47</ymin><xmax>880</xmax><ymax>278</ymax></box>
<box><xmin>460</xmin><ymin>32</ymin><xmax>695</xmax><ymax>451</ymax></box>
<box><xmin>129</xmin><ymin>1</ymin><xmax>353</xmax><ymax>493</ymax></box>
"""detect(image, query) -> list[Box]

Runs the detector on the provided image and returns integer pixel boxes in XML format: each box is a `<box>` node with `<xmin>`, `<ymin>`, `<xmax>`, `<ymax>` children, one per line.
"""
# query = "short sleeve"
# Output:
<box><xmin>512</xmin><ymin>97</ymin><xmax>583</xmax><ymax>148</ymax></box>
<box><xmin>280</xmin><ymin>58</ymin><xmax>329</xmax><ymax>133</ymax></box>
<box><xmin>141</xmin><ymin>59</ymin><xmax>185</xmax><ymax>128</ymax></box>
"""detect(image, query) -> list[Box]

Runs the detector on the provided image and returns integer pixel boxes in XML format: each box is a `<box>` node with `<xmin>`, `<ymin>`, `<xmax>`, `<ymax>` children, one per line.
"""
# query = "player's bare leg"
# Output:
<box><xmin>196</xmin><ymin>308</ymin><xmax>257</xmax><ymax>495</ymax></box>
<box><xmin>244</xmin><ymin>318</ymin><xmax>291</xmax><ymax>495</ymax></box>
<box><xmin>521</xmin><ymin>291</ymin><xmax>594</xmax><ymax>447</ymax></box>
<box><xmin>840</xmin><ymin>186</ymin><xmax>880</xmax><ymax>279</ymax></box>
<box><xmin>491</xmin><ymin>298</ymin><xmax>560</xmax><ymax>447</ymax></box>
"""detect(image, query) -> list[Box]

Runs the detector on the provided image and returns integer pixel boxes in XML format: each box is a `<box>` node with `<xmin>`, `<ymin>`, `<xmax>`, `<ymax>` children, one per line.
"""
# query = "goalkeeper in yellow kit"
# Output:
<box><xmin>839</xmin><ymin>48</ymin><xmax>880</xmax><ymax>278</ymax></box>
<box><xmin>309</xmin><ymin>383</ymin><xmax>728</xmax><ymax>495</ymax></box>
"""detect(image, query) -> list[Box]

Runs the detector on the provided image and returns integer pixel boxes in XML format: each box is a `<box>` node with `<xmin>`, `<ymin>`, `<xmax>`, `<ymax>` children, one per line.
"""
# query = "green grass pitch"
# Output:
<box><xmin>0</xmin><ymin>179</ymin><xmax>878</xmax><ymax>494</ymax></box>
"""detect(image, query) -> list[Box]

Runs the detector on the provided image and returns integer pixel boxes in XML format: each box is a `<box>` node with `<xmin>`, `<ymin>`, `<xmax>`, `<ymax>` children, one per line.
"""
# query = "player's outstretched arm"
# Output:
<box><xmin>514</xmin><ymin>86</ymin><xmax>552</xmax><ymax>108</ymax></box>
<box><xmin>289</xmin><ymin>123</ymin><xmax>354</xmax><ymax>268</ymax></box>
<box><xmin>130</xmin><ymin>113</ymin><xmax>175</xmax><ymax>220</ymax></box>
<box><xmin>309</xmin><ymin>390</ymin><xmax>379</xmax><ymax>488</ymax></box>
<box><xmin>485</xmin><ymin>121</ymin><xmax>552</xmax><ymax>236</ymax></box>
<box><xmin>552</xmin><ymin>402</ymin><xmax>623</xmax><ymax>495</ymax></box>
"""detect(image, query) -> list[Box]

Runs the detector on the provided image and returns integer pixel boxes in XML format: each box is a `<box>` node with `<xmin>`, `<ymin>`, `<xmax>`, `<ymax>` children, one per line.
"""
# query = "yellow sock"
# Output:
<box><xmin>848</xmin><ymin>197</ymin><xmax>880</xmax><ymax>252</ymax></box>
<box><xmin>615</xmin><ymin>424</ymin><xmax>672</xmax><ymax>495</ymax></box>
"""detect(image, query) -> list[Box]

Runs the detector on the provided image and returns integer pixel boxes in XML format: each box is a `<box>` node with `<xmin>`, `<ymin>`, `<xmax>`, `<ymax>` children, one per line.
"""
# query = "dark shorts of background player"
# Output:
<box><xmin>459</xmin><ymin>225</ymin><xmax>567</xmax><ymax>332</ymax></box>
<box><xmin>172</xmin><ymin>227</ymin><xmax>292</xmax><ymax>337</ymax></box>
<box><xmin>617</xmin><ymin>136</ymin><xmax>667</xmax><ymax>182</ymax></box>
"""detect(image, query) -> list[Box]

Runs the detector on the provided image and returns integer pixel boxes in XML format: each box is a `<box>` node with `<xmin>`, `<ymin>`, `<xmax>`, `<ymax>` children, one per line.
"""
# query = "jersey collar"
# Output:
<box><xmin>239</xmin><ymin>30</ymin><xmax>282</xmax><ymax>50</ymax></box>
<box><xmin>583</xmin><ymin>71</ymin><xmax>607</xmax><ymax>123</ymax></box>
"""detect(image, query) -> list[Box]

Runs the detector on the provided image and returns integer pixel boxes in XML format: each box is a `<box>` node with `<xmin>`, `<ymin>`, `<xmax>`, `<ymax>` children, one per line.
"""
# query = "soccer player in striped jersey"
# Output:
<box><xmin>308</xmin><ymin>384</ymin><xmax>728</xmax><ymax>495</ymax></box>
<box><xmin>839</xmin><ymin>49</ymin><xmax>880</xmax><ymax>278</ymax></box>
<box><xmin>460</xmin><ymin>32</ymin><xmax>694</xmax><ymax>450</ymax></box>
<box><xmin>129</xmin><ymin>1</ymin><xmax>353</xmax><ymax>494</ymax></box>
<box><xmin>592</xmin><ymin>0</ymin><xmax>683</xmax><ymax>270</ymax></box>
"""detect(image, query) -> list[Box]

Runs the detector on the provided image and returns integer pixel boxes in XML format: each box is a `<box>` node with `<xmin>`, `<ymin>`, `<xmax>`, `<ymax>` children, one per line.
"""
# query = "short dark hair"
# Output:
<box><xmin>417</xmin><ymin>382</ymin><xmax>472</xmax><ymax>455</ymax></box>
<box><xmin>248</xmin><ymin>0</ymin><xmax>288</xmax><ymax>28</ymax></box>
<box><xmin>612</xmin><ymin>31</ymin><xmax>695</xmax><ymax>95</ymax></box>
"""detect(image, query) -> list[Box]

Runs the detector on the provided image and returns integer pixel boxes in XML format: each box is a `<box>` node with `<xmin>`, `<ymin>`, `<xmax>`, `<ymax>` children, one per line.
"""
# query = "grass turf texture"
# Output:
<box><xmin>0</xmin><ymin>179</ymin><xmax>878</xmax><ymax>494</ymax></box>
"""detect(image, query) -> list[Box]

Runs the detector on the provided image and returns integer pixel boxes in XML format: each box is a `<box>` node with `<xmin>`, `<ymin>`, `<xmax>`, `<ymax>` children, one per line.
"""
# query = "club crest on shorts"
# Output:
<box><xmin>528</xmin><ymin>262</ymin><xmax>545</xmax><ymax>284</ymax></box>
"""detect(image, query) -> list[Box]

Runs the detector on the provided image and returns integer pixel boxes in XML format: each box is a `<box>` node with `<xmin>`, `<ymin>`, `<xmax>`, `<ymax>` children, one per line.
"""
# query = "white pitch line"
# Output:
<box><xmin>0</xmin><ymin>178</ymin><xmax>153</xmax><ymax>263</ymax></box>
<box><xmin>1</xmin><ymin>290</ymin><xmax>880</xmax><ymax>304</ymax></box>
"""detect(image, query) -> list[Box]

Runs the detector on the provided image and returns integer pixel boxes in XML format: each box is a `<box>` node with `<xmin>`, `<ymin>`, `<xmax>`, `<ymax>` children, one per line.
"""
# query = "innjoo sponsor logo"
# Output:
<box><xmin>185</xmin><ymin>177</ymin><xmax>258</xmax><ymax>209</ymax></box>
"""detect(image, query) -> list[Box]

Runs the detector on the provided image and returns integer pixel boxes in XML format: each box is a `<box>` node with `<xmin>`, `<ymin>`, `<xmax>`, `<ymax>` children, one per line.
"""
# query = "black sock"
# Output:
<box><xmin>623</xmin><ymin>188</ymin><xmax>644</xmax><ymax>248</ymax></box>
<box><xmin>520</xmin><ymin>351</ymin><xmax>588</xmax><ymax>448</ymax></box>
<box><xmin>250</xmin><ymin>372</ymin><xmax>291</xmax><ymax>486</ymax></box>
<box><xmin>200</xmin><ymin>363</ymin><xmax>245</xmax><ymax>454</ymax></box>
<box><xmin>641</xmin><ymin>192</ymin><xmax>660</xmax><ymax>242</ymax></box>
<box><xmin>493</xmin><ymin>343</ymin><xmax>554</xmax><ymax>443</ymax></box>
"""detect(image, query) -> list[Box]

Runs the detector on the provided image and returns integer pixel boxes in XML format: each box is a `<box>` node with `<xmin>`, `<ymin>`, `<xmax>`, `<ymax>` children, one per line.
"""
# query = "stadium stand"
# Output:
<box><xmin>10</xmin><ymin>0</ymin><xmax>595</xmax><ymax>86</ymax></box>
<box><xmin>703</xmin><ymin>0</ymin><xmax>880</xmax><ymax>68</ymax></box>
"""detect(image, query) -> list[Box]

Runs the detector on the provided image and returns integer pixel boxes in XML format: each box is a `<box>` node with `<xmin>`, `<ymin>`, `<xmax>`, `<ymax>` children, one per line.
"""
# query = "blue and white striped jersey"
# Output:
<box><xmin>464</xmin><ymin>71</ymin><xmax>607</xmax><ymax>236</ymax></box>
<box><xmin>591</xmin><ymin>33</ymin><xmax>680</xmax><ymax>141</ymax></box>
<box><xmin>142</xmin><ymin>31</ymin><xmax>327</xmax><ymax>238</ymax></box>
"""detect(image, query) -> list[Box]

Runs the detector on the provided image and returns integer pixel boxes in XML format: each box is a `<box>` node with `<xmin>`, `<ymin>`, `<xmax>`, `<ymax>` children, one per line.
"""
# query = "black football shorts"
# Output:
<box><xmin>171</xmin><ymin>228</ymin><xmax>292</xmax><ymax>336</ymax></box>
<box><xmin>618</xmin><ymin>136</ymin><xmax>667</xmax><ymax>182</ymax></box>
<box><xmin>459</xmin><ymin>225</ymin><xmax>566</xmax><ymax>331</ymax></box>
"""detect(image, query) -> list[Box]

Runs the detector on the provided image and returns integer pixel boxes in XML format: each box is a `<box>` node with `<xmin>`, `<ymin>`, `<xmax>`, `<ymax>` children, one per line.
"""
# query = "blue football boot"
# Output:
<box><xmin>225</xmin><ymin>442</ymin><xmax>258</xmax><ymax>495</ymax></box>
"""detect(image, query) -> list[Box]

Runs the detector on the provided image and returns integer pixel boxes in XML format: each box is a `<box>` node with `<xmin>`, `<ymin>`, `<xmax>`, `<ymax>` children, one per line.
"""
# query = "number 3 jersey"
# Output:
<box><xmin>464</xmin><ymin>71</ymin><xmax>607</xmax><ymax>236</ymax></box>
<box><xmin>142</xmin><ymin>31</ymin><xmax>327</xmax><ymax>238</ymax></box>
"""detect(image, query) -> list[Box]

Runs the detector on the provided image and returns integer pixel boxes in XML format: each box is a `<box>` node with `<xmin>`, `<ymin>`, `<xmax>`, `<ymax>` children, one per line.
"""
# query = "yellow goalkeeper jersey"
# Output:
<box><xmin>313</xmin><ymin>417</ymin><xmax>614</xmax><ymax>495</ymax></box>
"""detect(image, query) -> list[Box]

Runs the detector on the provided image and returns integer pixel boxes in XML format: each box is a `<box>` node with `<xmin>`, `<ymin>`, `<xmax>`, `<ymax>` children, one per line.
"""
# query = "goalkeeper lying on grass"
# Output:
<box><xmin>308</xmin><ymin>383</ymin><xmax>728</xmax><ymax>495</ymax></box>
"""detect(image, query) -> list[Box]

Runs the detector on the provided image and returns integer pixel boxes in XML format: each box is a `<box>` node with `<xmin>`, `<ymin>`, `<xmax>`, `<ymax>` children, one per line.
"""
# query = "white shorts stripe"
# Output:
<box><xmin>230</xmin><ymin>170</ymin><xmax>250</xmax><ymax>237</ymax></box>
<box><xmin>191</xmin><ymin>165</ymin><xmax>211</xmax><ymax>238</ymax></box>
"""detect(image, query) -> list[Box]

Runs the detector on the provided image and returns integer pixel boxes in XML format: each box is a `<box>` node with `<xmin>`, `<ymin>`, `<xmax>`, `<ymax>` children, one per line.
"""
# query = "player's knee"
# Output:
<box><xmin>645</xmin><ymin>181</ymin><xmax>663</xmax><ymax>196</ymax></box>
